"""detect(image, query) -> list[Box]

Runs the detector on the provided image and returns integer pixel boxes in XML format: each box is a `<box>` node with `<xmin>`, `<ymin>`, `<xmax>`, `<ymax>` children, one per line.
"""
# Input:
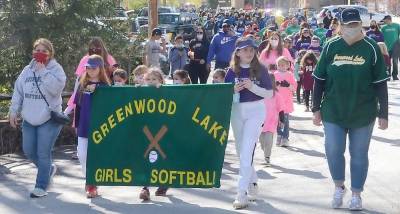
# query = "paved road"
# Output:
<box><xmin>1</xmin><ymin>82</ymin><xmax>399</xmax><ymax>214</ymax></box>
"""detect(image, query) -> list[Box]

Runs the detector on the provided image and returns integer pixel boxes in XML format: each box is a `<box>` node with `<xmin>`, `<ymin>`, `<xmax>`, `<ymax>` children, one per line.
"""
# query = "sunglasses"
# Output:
<box><xmin>196</xmin><ymin>32</ymin><xmax>203</xmax><ymax>34</ymax></box>
<box><xmin>90</xmin><ymin>47</ymin><xmax>102</xmax><ymax>52</ymax></box>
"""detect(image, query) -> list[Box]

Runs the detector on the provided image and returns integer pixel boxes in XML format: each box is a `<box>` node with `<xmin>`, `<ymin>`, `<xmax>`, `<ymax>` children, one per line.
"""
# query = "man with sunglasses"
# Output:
<box><xmin>207</xmin><ymin>19</ymin><xmax>238</xmax><ymax>70</ymax></box>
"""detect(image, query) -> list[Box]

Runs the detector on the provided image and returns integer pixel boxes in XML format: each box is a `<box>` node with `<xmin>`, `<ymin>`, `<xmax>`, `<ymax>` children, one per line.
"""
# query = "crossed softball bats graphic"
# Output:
<box><xmin>143</xmin><ymin>125</ymin><xmax>168</xmax><ymax>159</ymax></box>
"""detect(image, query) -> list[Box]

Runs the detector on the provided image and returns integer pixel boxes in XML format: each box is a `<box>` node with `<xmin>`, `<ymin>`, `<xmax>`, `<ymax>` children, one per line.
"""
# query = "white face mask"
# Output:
<box><xmin>197</xmin><ymin>35</ymin><xmax>203</xmax><ymax>40</ymax></box>
<box><xmin>270</xmin><ymin>40</ymin><xmax>279</xmax><ymax>48</ymax></box>
<box><xmin>173</xmin><ymin>80</ymin><xmax>183</xmax><ymax>85</ymax></box>
<box><xmin>341</xmin><ymin>25</ymin><xmax>363</xmax><ymax>41</ymax></box>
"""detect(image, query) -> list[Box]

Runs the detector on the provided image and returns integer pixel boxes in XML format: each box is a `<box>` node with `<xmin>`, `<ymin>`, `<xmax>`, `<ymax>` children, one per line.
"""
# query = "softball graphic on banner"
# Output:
<box><xmin>149</xmin><ymin>150</ymin><xmax>158</xmax><ymax>163</ymax></box>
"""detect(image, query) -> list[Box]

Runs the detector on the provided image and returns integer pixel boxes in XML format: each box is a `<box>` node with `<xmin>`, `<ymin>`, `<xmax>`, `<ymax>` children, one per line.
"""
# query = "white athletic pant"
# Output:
<box><xmin>230</xmin><ymin>100</ymin><xmax>266</xmax><ymax>193</ymax></box>
<box><xmin>77</xmin><ymin>137</ymin><xmax>88</xmax><ymax>176</ymax></box>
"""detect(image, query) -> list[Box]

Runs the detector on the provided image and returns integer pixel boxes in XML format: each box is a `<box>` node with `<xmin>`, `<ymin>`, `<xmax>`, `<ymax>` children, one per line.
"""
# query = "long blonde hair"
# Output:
<box><xmin>79</xmin><ymin>55</ymin><xmax>111</xmax><ymax>89</ymax></box>
<box><xmin>230</xmin><ymin>37</ymin><xmax>263</xmax><ymax>80</ymax></box>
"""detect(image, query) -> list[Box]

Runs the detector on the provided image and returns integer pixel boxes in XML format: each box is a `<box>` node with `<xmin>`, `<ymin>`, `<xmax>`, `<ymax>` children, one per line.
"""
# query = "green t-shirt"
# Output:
<box><xmin>313</xmin><ymin>27</ymin><xmax>328</xmax><ymax>45</ymax></box>
<box><xmin>285</xmin><ymin>25</ymin><xmax>300</xmax><ymax>36</ymax></box>
<box><xmin>313</xmin><ymin>37</ymin><xmax>389</xmax><ymax>128</ymax></box>
<box><xmin>381</xmin><ymin>23</ymin><xmax>400</xmax><ymax>51</ymax></box>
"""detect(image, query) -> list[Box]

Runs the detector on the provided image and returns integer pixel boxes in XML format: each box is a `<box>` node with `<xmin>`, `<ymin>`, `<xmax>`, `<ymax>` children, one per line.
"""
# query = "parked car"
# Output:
<box><xmin>157</xmin><ymin>13</ymin><xmax>196</xmax><ymax>41</ymax></box>
<box><xmin>134</xmin><ymin>6</ymin><xmax>177</xmax><ymax>32</ymax></box>
<box><xmin>317</xmin><ymin>5</ymin><xmax>387</xmax><ymax>27</ymax></box>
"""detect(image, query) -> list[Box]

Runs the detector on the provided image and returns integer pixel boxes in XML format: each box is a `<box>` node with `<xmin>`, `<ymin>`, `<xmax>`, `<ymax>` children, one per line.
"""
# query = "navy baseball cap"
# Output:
<box><xmin>152</xmin><ymin>28</ymin><xmax>162</xmax><ymax>36</ymax></box>
<box><xmin>222</xmin><ymin>19</ymin><xmax>230</xmax><ymax>27</ymax></box>
<box><xmin>85</xmin><ymin>57</ymin><xmax>104</xmax><ymax>68</ymax></box>
<box><xmin>340</xmin><ymin>8</ymin><xmax>361</xmax><ymax>24</ymax></box>
<box><xmin>382</xmin><ymin>15</ymin><xmax>392</xmax><ymax>21</ymax></box>
<box><xmin>236</xmin><ymin>38</ymin><xmax>258</xmax><ymax>50</ymax></box>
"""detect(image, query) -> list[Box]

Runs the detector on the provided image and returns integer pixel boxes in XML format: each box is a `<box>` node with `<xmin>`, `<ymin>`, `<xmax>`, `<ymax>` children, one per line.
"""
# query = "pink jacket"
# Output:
<box><xmin>259</xmin><ymin>48</ymin><xmax>294</xmax><ymax>71</ymax></box>
<box><xmin>263</xmin><ymin>93</ymin><xmax>285</xmax><ymax>133</ymax></box>
<box><xmin>274</xmin><ymin>71</ymin><xmax>297</xmax><ymax>113</ymax></box>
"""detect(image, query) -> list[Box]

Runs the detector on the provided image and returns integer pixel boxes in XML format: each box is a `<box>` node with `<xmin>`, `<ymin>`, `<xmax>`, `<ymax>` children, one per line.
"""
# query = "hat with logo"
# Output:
<box><xmin>235</xmin><ymin>38</ymin><xmax>258</xmax><ymax>50</ymax></box>
<box><xmin>222</xmin><ymin>19</ymin><xmax>231</xmax><ymax>27</ymax></box>
<box><xmin>340</xmin><ymin>8</ymin><xmax>362</xmax><ymax>24</ymax></box>
<box><xmin>85</xmin><ymin>57</ymin><xmax>104</xmax><ymax>68</ymax></box>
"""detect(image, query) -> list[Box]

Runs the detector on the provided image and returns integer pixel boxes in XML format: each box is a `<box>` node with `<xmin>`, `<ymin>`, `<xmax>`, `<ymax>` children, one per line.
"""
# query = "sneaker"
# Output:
<box><xmin>349</xmin><ymin>195</ymin><xmax>363</xmax><ymax>211</ymax></box>
<box><xmin>85</xmin><ymin>185</ymin><xmax>98</xmax><ymax>198</ymax></box>
<box><xmin>247</xmin><ymin>183</ymin><xmax>258</xmax><ymax>201</ymax></box>
<box><xmin>331</xmin><ymin>186</ymin><xmax>346</xmax><ymax>209</ymax></box>
<box><xmin>281</xmin><ymin>138</ymin><xmax>289</xmax><ymax>147</ymax></box>
<box><xmin>305</xmin><ymin>107</ymin><xmax>310</xmax><ymax>112</ymax></box>
<box><xmin>233</xmin><ymin>192</ymin><xmax>249</xmax><ymax>209</ymax></box>
<box><xmin>50</xmin><ymin>164</ymin><xmax>57</xmax><ymax>181</ymax></box>
<box><xmin>139</xmin><ymin>187</ymin><xmax>150</xmax><ymax>201</ymax></box>
<box><xmin>264</xmin><ymin>157</ymin><xmax>271</xmax><ymax>167</ymax></box>
<box><xmin>71</xmin><ymin>152</ymin><xmax>78</xmax><ymax>160</ymax></box>
<box><xmin>30</xmin><ymin>188</ymin><xmax>48</xmax><ymax>198</ymax></box>
<box><xmin>155</xmin><ymin>187</ymin><xmax>168</xmax><ymax>196</ymax></box>
<box><xmin>276</xmin><ymin>135</ymin><xmax>282</xmax><ymax>146</ymax></box>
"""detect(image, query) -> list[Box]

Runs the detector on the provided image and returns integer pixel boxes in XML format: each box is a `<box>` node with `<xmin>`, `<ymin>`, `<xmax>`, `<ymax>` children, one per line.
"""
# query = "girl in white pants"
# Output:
<box><xmin>225</xmin><ymin>37</ymin><xmax>273</xmax><ymax>209</ymax></box>
<box><xmin>73</xmin><ymin>55</ymin><xmax>111</xmax><ymax>198</ymax></box>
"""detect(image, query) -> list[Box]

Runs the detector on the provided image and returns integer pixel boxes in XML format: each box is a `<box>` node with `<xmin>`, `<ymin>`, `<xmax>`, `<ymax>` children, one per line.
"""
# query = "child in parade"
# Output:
<box><xmin>294</xmin><ymin>50</ymin><xmax>307</xmax><ymax>104</ymax></box>
<box><xmin>300</xmin><ymin>51</ymin><xmax>318</xmax><ymax>112</ymax></box>
<box><xmin>112</xmin><ymin>69</ymin><xmax>128</xmax><ymax>86</ymax></box>
<box><xmin>168</xmin><ymin>35</ymin><xmax>188</xmax><ymax>77</ymax></box>
<box><xmin>225</xmin><ymin>37</ymin><xmax>273</xmax><ymax>209</ymax></box>
<box><xmin>139</xmin><ymin>68</ymin><xmax>169</xmax><ymax>201</ymax></box>
<box><xmin>131</xmin><ymin>65</ymin><xmax>148</xmax><ymax>86</ymax></box>
<box><xmin>274</xmin><ymin>56</ymin><xmax>297</xmax><ymax>147</ymax></box>
<box><xmin>212</xmin><ymin>69</ymin><xmax>226</xmax><ymax>83</ymax></box>
<box><xmin>259</xmin><ymin>74</ymin><xmax>285</xmax><ymax>166</ymax></box>
<box><xmin>172</xmin><ymin>69</ymin><xmax>191</xmax><ymax>84</ymax></box>
<box><xmin>74</xmin><ymin>55</ymin><xmax>111</xmax><ymax>198</ymax></box>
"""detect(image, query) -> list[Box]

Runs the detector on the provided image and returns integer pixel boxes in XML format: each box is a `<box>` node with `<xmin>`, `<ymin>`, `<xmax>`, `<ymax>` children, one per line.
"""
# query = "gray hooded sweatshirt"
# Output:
<box><xmin>9</xmin><ymin>59</ymin><xmax>66</xmax><ymax>126</ymax></box>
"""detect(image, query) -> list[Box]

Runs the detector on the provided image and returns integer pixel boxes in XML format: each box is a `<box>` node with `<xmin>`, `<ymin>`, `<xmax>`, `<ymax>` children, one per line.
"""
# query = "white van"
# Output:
<box><xmin>317</xmin><ymin>5</ymin><xmax>387</xmax><ymax>27</ymax></box>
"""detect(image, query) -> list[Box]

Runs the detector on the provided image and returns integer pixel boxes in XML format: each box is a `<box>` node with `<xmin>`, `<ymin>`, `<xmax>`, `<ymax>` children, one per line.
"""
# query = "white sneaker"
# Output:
<box><xmin>233</xmin><ymin>192</ymin><xmax>249</xmax><ymax>209</ymax></box>
<box><xmin>30</xmin><ymin>188</ymin><xmax>48</xmax><ymax>198</ymax></box>
<box><xmin>281</xmin><ymin>138</ymin><xmax>289</xmax><ymax>147</ymax></box>
<box><xmin>331</xmin><ymin>186</ymin><xmax>347</xmax><ymax>209</ymax></box>
<box><xmin>247</xmin><ymin>183</ymin><xmax>258</xmax><ymax>201</ymax></box>
<box><xmin>349</xmin><ymin>195</ymin><xmax>363</xmax><ymax>211</ymax></box>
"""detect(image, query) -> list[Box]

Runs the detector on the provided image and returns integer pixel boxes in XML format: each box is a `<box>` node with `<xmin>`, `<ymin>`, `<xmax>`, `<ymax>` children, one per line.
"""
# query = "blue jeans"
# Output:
<box><xmin>323</xmin><ymin>121</ymin><xmax>375</xmax><ymax>192</ymax></box>
<box><xmin>22</xmin><ymin>119</ymin><xmax>62</xmax><ymax>190</ymax></box>
<box><xmin>277</xmin><ymin>114</ymin><xmax>289</xmax><ymax>140</ymax></box>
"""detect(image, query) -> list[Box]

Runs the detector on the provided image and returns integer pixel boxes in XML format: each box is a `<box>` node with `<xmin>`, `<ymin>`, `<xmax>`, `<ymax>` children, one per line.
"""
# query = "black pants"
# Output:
<box><xmin>215</xmin><ymin>61</ymin><xmax>230</xmax><ymax>70</ymax></box>
<box><xmin>185</xmin><ymin>63</ymin><xmax>209</xmax><ymax>84</ymax></box>
<box><xmin>389</xmin><ymin>41</ymin><xmax>400</xmax><ymax>79</ymax></box>
<box><xmin>304</xmin><ymin>90</ymin><xmax>311</xmax><ymax>108</ymax></box>
<box><xmin>296</xmin><ymin>80</ymin><xmax>302</xmax><ymax>103</ymax></box>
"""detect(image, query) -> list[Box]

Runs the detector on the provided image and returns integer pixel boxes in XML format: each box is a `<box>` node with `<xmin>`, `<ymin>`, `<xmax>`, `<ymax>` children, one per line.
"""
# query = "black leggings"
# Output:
<box><xmin>186</xmin><ymin>63</ymin><xmax>209</xmax><ymax>84</ymax></box>
<box><xmin>304</xmin><ymin>90</ymin><xmax>311</xmax><ymax>108</ymax></box>
<box><xmin>296</xmin><ymin>80</ymin><xmax>302</xmax><ymax>103</ymax></box>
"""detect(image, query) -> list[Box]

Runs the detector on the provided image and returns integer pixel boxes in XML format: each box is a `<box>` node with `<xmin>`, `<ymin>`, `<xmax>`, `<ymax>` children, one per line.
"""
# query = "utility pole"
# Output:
<box><xmin>148</xmin><ymin>0</ymin><xmax>158</xmax><ymax>38</ymax></box>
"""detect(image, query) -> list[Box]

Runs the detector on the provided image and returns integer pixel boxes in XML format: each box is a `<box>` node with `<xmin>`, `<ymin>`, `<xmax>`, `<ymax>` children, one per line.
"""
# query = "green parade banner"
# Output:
<box><xmin>86</xmin><ymin>84</ymin><xmax>233</xmax><ymax>188</ymax></box>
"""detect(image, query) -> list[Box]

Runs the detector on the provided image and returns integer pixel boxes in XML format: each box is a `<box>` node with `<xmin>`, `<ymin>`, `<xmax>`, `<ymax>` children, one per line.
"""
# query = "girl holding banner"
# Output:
<box><xmin>74</xmin><ymin>55</ymin><xmax>111</xmax><ymax>198</ymax></box>
<box><xmin>225</xmin><ymin>37</ymin><xmax>273</xmax><ymax>209</ymax></box>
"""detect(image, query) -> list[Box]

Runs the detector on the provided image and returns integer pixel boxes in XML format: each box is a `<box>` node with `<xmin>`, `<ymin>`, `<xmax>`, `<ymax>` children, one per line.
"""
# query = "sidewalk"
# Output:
<box><xmin>1</xmin><ymin>82</ymin><xmax>399</xmax><ymax>214</ymax></box>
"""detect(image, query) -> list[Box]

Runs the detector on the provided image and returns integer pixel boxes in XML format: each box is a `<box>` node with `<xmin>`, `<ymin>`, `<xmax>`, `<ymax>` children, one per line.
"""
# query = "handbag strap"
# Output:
<box><xmin>33</xmin><ymin>71</ymin><xmax>50</xmax><ymax>107</ymax></box>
